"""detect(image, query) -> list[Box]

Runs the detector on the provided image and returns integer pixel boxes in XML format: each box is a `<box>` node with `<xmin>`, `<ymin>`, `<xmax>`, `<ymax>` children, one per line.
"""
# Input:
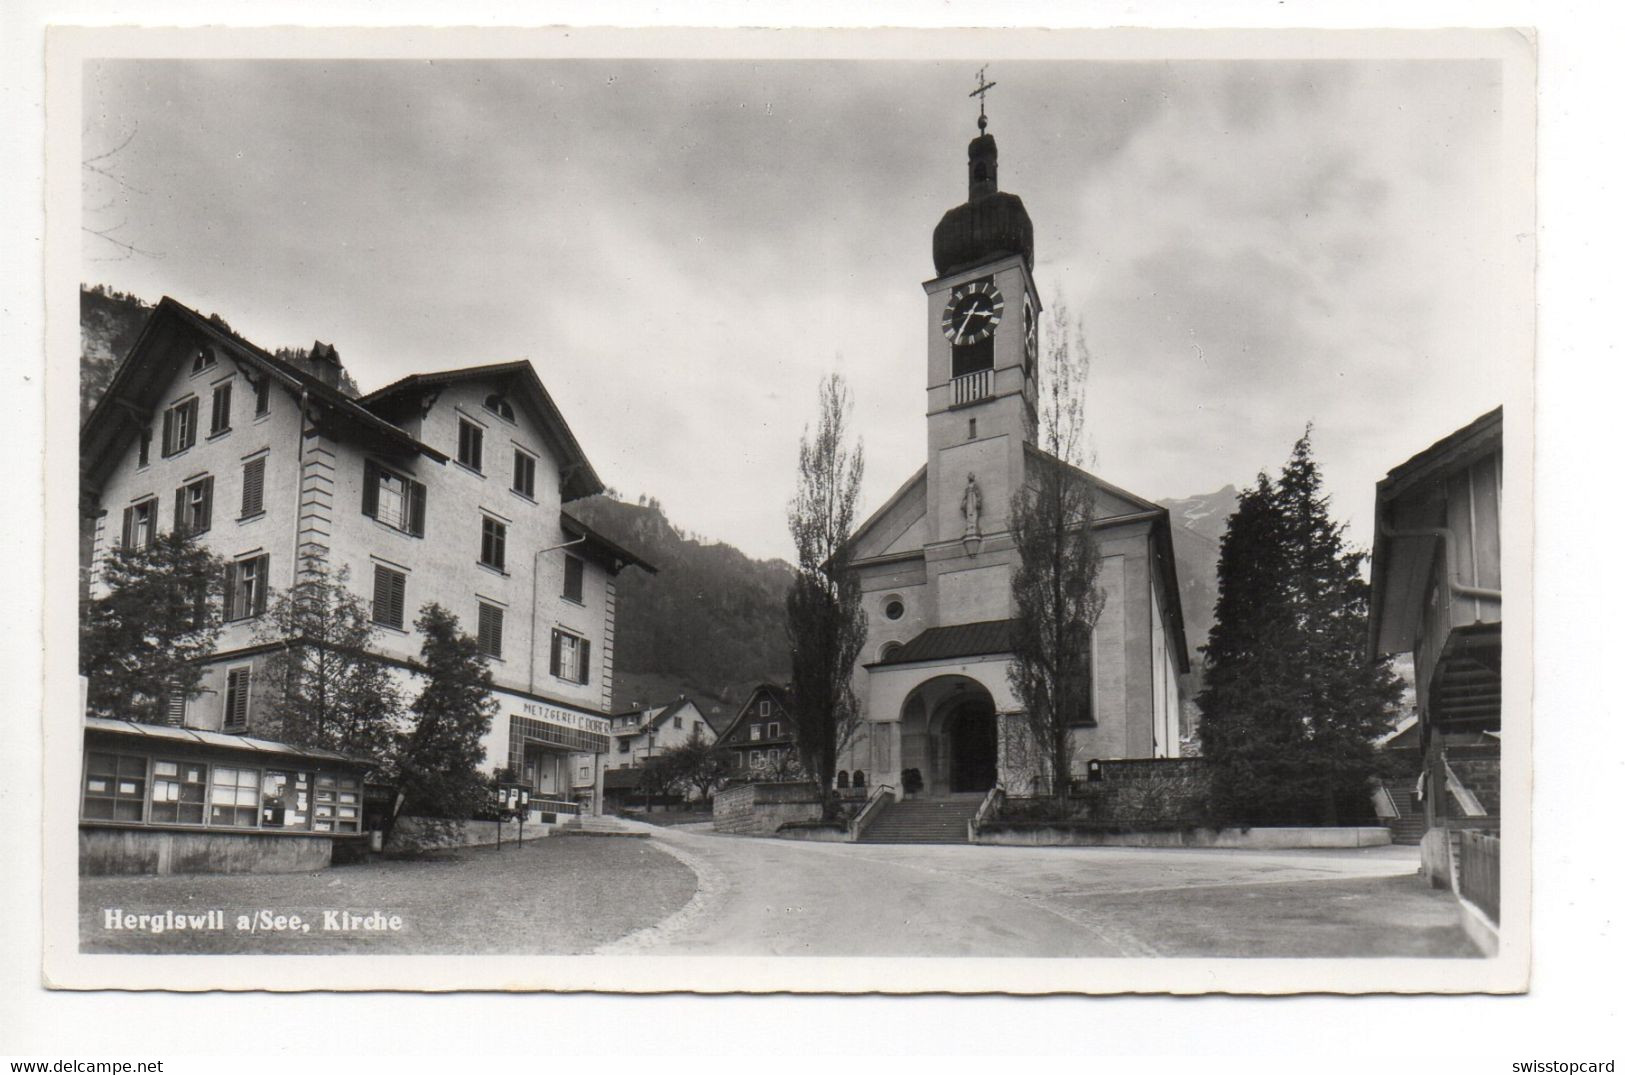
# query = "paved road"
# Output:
<box><xmin>603</xmin><ymin>823</ymin><xmax>1480</xmax><ymax>958</ymax></box>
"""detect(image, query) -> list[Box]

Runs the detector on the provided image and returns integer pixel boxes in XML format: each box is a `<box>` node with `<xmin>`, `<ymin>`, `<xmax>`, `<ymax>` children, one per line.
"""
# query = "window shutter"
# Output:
<box><xmin>579</xmin><ymin>638</ymin><xmax>591</xmax><ymax>685</ymax></box>
<box><xmin>408</xmin><ymin>479</ymin><xmax>426</xmax><ymax>537</ymax></box>
<box><xmin>242</xmin><ymin>457</ymin><xmax>265</xmax><ymax>517</ymax></box>
<box><xmin>361</xmin><ymin>460</ymin><xmax>379</xmax><ymax>518</ymax></box>
<box><xmin>253</xmin><ymin>555</ymin><xmax>269</xmax><ymax>616</ymax></box>
<box><xmin>216</xmin><ymin>382</ymin><xmax>231</xmax><ymax>431</ymax></box>
<box><xmin>549</xmin><ymin>630</ymin><xmax>562</xmax><ymax>677</ymax></box>
<box><xmin>184</xmin><ymin>398</ymin><xmax>200</xmax><ymax>450</ymax></box>
<box><xmin>200</xmin><ymin>476</ymin><xmax>214</xmax><ymax>532</ymax></box>
<box><xmin>224</xmin><ymin>561</ymin><xmax>239</xmax><ymax>620</ymax></box>
<box><xmin>174</xmin><ymin>486</ymin><xmax>188</xmax><ymax>536</ymax></box>
<box><xmin>121</xmin><ymin>506</ymin><xmax>134</xmax><ymax>549</ymax></box>
<box><xmin>392</xmin><ymin>570</ymin><xmax>407</xmax><ymax>628</ymax></box>
<box><xmin>164</xmin><ymin>690</ymin><xmax>187</xmax><ymax>728</ymax></box>
<box><xmin>372</xmin><ymin>564</ymin><xmax>388</xmax><ymax>623</ymax></box>
<box><xmin>161</xmin><ymin>408</ymin><xmax>174</xmax><ymax>456</ymax></box>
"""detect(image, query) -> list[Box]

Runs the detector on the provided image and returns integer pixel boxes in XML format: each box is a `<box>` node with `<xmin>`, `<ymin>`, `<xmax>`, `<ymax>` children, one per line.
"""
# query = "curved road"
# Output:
<box><xmin>601</xmin><ymin>822</ymin><xmax>1477</xmax><ymax>959</ymax></box>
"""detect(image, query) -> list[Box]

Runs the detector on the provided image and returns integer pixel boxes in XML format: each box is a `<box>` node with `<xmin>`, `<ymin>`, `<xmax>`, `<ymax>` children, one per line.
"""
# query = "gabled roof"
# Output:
<box><xmin>715</xmin><ymin>683</ymin><xmax>793</xmax><ymax>746</ymax></box>
<box><xmin>81</xmin><ymin>296</ymin><xmax>447</xmax><ymax>499</ymax></box>
<box><xmin>361</xmin><ymin>360</ymin><xmax>604</xmax><ymax>502</ymax></box>
<box><xmin>611</xmin><ymin>696</ymin><xmax>699</xmax><ymax>736</ymax></box>
<box><xmin>1022</xmin><ymin>445</ymin><xmax>1163</xmax><ymax>517</ymax></box>
<box><xmin>868</xmin><ymin>618</ymin><xmax>1014</xmax><ymax>668</ymax></box>
<box><xmin>562</xmin><ymin>510</ymin><xmax>658</xmax><ymax>576</ymax></box>
<box><xmin>845</xmin><ymin>464</ymin><xmax>926</xmax><ymax>559</ymax></box>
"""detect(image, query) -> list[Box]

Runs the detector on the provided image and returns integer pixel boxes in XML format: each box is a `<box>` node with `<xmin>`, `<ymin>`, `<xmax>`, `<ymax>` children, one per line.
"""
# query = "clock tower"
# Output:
<box><xmin>921</xmin><ymin>121</ymin><xmax>1040</xmax><ymax>561</ymax></box>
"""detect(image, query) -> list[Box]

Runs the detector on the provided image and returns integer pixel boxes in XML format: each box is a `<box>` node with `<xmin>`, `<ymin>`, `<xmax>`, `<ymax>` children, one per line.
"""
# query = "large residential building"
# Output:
<box><xmin>838</xmin><ymin>117</ymin><xmax>1188</xmax><ymax>799</ymax></box>
<box><xmin>80</xmin><ymin>297</ymin><xmax>652</xmax><ymax>820</ymax></box>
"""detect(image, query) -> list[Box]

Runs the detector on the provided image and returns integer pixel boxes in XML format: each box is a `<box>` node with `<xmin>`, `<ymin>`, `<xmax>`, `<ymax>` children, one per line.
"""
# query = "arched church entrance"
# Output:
<box><xmin>898</xmin><ymin>675</ymin><xmax>999</xmax><ymax>798</ymax></box>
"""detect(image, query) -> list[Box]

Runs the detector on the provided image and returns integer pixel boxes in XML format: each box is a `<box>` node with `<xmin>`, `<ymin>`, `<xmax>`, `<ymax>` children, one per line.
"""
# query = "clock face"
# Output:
<box><xmin>940</xmin><ymin>280</ymin><xmax>1004</xmax><ymax>345</ymax></box>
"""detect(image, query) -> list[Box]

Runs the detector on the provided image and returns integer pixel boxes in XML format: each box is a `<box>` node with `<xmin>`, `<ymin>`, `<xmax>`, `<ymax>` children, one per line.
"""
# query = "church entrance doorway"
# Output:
<box><xmin>946</xmin><ymin>698</ymin><xmax>998</xmax><ymax>793</ymax></box>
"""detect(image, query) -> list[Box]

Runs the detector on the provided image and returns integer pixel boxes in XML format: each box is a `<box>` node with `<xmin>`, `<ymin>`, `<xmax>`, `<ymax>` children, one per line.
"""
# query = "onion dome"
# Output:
<box><xmin>931</xmin><ymin>131</ymin><xmax>1034</xmax><ymax>277</ymax></box>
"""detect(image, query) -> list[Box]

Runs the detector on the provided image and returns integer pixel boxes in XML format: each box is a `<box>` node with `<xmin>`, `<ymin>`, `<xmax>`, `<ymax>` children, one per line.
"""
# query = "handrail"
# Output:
<box><xmin>969</xmin><ymin>783</ymin><xmax>1005</xmax><ymax>840</ymax></box>
<box><xmin>847</xmin><ymin>783</ymin><xmax>896</xmax><ymax>841</ymax></box>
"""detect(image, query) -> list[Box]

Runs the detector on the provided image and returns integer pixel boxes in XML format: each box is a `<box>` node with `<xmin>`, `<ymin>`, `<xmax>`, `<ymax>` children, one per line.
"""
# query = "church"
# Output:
<box><xmin>837</xmin><ymin>110</ymin><xmax>1189</xmax><ymax>799</ymax></box>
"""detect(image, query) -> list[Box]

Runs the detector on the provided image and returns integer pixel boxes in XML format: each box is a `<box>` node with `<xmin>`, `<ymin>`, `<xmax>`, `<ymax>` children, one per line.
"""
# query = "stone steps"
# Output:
<box><xmin>857</xmin><ymin>799</ymin><xmax>981</xmax><ymax>844</ymax></box>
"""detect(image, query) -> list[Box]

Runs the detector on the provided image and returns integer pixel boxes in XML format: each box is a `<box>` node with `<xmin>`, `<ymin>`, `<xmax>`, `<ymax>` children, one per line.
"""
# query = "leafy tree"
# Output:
<box><xmin>80</xmin><ymin>532</ymin><xmax>225</xmax><ymax>723</ymax></box>
<box><xmin>635</xmin><ymin>749</ymin><xmax>690</xmax><ymax>810</ymax></box>
<box><xmin>1197</xmin><ymin>429</ymin><xmax>1403</xmax><ymax>825</ymax></box>
<box><xmin>663</xmin><ymin>727</ymin><xmax>732</xmax><ymax>803</ymax></box>
<box><xmin>1007</xmin><ymin>304</ymin><xmax>1106</xmax><ymax>799</ymax></box>
<box><xmin>785</xmin><ymin>374</ymin><xmax>868</xmax><ymax>816</ymax></box>
<box><xmin>388</xmin><ymin>604</ymin><xmax>497</xmax><ymax>831</ymax></box>
<box><xmin>254</xmin><ymin>559</ymin><xmax>402</xmax><ymax>761</ymax></box>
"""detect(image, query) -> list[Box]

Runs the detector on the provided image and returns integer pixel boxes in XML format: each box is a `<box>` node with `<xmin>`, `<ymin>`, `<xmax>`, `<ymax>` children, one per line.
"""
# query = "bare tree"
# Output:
<box><xmin>82</xmin><ymin>125</ymin><xmax>164</xmax><ymax>262</ymax></box>
<box><xmin>1007</xmin><ymin>303</ymin><xmax>1105</xmax><ymax>800</ymax></box>
<box><xmin>785</xmin><ymin>374</ymin><xmax>868</xmax><ymax>816</ymax></box>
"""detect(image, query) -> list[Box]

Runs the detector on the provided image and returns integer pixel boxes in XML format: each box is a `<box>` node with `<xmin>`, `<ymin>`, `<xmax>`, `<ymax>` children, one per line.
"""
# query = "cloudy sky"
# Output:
<box><xmin>81</xmin><ymin>49</ymin><xmax>1523</xmax><ymax>563</ymax></box>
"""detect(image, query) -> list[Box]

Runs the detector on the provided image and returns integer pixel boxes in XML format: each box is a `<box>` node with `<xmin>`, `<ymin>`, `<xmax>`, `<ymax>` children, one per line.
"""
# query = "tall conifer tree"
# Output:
<box><xmin>1198</xmin><ymin>429</ymin><xmax>1401</xmax><ymax>824</ymax></box>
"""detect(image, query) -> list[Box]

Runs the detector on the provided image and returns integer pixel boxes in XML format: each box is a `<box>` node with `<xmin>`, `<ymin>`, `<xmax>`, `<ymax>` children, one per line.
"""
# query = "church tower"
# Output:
<box><xmin>921</xmin><ymin>113</ymin><xmax>1041</xmax><ymax>591</ymax></box>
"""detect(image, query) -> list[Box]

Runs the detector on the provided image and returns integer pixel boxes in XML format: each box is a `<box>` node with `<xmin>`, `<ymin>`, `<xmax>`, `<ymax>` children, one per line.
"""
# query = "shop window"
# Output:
<box><xmin>261</xmin><ymin>769</ymin><xmax>311</xmax><ymax>829</ymax></box>
<box><xmin>149</xmin><ymin>759</ymin><xmax>206</xmax><ymax>825</ymax></box>
<box><xmin>208</xmin><ymin>765</ymin><xmax>261</xmax><ymax>828</ymax></box>
<box><xmin>82</xmin><ymin>752</ymin><xmax>147</xmax><ymax>822</ymax></box>
<box><xmin>313</xmin><ymin>773</ymin><xmax>362</xmax><ymax>833</ymax></box>
<box><xmin>562</xmin><ymin>554</ymin><xmax>584</xmax><ymax>603</ymax></box>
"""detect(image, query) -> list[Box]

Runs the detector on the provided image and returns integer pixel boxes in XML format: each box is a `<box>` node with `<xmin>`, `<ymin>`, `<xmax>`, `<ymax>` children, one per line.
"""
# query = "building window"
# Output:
<box><xmin>82</xmin><ymin>752</ymin><xmax>147</xmax><ymax>822</ymax></box>
<box><xmin>768</xmin><ymin>722</ymin><xmax>781</xmax><ymax>738</ymax></box>
<box><xmin>223</xmin><ymin>666</ymin><xmax>252</xmax><ymax>731</ymax></box>
<box><xmin>209</xmin><ymin>381</ymin><xmax>232</xmax><ymax>436</ymax></box>
<box><xmin>137</xmin><ymin>428</ymin><xmax>151</xmax><ymax>468</ymax></box>
<box><xmin>480</xmin><ymin>516</ymin><xmax>507</xmax><ymax>571</ymax></box>
<box><xmin>362</xmin><ymin>460</ymin><xmax>426</xmax><ymax>537</ymax></box>
<box><xmin>150</xmin><ymin>759</ymin><xmax>207</xmax><ymax>825</ymax></box>
<box><xmin>209</xmin><ymin>765</ymin><xmax>261</xmax><ymax>828</ymax></box>
<box><xmin>372</xmin><ymin>564</ymin><xmax>407</xmax><ymax>630</ymax></box>
<box><xmin>759</xmin><ymin>699</ymin><xmax>771</xmax><ymax>717</ymax></box>
<box><xmin>579</xmin><ymin>766</ymin><xmax>590</xmax><ymax>781</ymax></box>
<box><xmin>853</xmin><ymin>770</ymin><xmax>866</xmax><ymax>789</ymax></box>
<box><xmin>562</xmin><ymin>554</ymin><xmax>584</xmax><ymax>603</ymax></box>
<box><xmin>885</xmin><ymin>599</ymin><xmax>905</xmax><ymax>621</ymax></box>
<box><xmin>879</xmin><ymin>641</ymin><xmax>903</xmax><ymax>661</ymax></box>
<box><xmin>261</xmin><ymin>769</ymin><xmax>310</xmax><ymax>829</ymax></box>
<box><xmin>750</xmin><ymin>750</ymin><xmax>764</xmax><ymax>769</ymax></box>
<box><xmin>837</xmin><ymin>770</ymin><xmax>849</xmax><ymax>789</ymax></box>
<box><xmin>458</xmin><ymin>418</ymin><xmax>484</xmax><ymax>472</ymax></box>
<box><xmin>513</xmin><ymin>449</ymin><xmax>536</xmax><ymax>498</ymax></box>
<box><xmin>751</xmin><ymin>724</ymin><xmax>762</xmax><ymax>741</ymax></box>
<box><xmin>313</xmin><ymin>773</ymin><xmax>362</xmax><ymax>833</ymax></box>
<box><xmin>477</xmin><ymin>601</ymin><xmax>504</xmax><ymax>659</ymax></box>
<box><xmin>240</xmin><ymin>455</ymin><xmax>267</xmax><ymax>518</ymax></box>
<box><xmin>224</xmin><ymin>554</ymin><xmax>269</xmax><ymax>621</ymax></box>
<box><xmin>485</xmin><ymin>394</ymin><xmax>515</xmax><ymax>421</ymax></box>
<box><xmin>618</xmin><ymin>739</ymin><xmax>631</xmax><ymax>754</ymax></box>
<box><xmin>121</xmin><ymin>498</ymin><xmax>158</xmax><ymax>549</ymax></box>
<box><xmin>161</xmin><ymin>397</ymin><xmax>199</xmax><ymax>457</ymax></box>
<box><xmin>192</xmin><ymin>347</ymin><xmax>216</xmax><ymax>374</ymax></box>
<box><xmin>174</xmin><ymin>476</ymin><xmax>214</xmax><ymax>537</ymax></box>
<box><xmin>253</xmin><ymin>374</ymin><xmax>271</xmax><ymax>417</ymax></box>
<box><xmin>675</xmin><ymin>716</ymin><xmax>683</xmax><ymax>730</ymax></box>
<box><xmin>550</xmin><ymin>628</ymin><xmax>590</xmax><ymax>685</ymax></box>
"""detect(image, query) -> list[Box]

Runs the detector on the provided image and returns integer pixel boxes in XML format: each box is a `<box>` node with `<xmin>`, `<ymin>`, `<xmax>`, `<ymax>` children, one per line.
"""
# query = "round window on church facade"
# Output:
<box><xmin>885</xmin><ymin>599</ymin><xmax>905</xmax><ymax>621</ymax></box>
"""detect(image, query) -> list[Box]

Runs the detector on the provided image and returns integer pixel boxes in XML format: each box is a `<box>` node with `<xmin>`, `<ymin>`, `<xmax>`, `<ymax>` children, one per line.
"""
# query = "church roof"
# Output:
<box><xmin>869</xmin><ymin>618</ymin><xmax>1015</xmax><ymax>668</ymax></box>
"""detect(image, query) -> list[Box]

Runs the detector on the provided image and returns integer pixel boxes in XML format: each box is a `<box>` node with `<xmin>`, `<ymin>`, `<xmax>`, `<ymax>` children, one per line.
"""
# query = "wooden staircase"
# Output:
<box><xmin>855</xmin><ymin>798</ymin><xmax>981</xmax><ymax>844</ymax></box>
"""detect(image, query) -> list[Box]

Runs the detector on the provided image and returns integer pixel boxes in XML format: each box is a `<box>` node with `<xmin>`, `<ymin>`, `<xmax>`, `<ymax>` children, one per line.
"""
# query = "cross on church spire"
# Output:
<box><xmin>969</xmin><ymin>65</ymin><xmax>997</xmax><ymax>132</ymax></box>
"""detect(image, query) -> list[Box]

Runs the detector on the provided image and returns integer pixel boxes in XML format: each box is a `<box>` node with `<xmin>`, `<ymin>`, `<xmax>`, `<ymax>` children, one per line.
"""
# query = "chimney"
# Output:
<box><xmin>307</xmin><ymin>341</ymin><xmax>350</xmax><ymax>395</ymax></box>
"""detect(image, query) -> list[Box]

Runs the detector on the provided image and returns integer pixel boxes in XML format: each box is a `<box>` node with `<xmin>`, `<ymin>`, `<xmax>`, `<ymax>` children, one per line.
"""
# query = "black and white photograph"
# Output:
<box><xmin>36</xmin><ymin>24</ymin><xmax>1535</xmax><ymax>996</ymax></box>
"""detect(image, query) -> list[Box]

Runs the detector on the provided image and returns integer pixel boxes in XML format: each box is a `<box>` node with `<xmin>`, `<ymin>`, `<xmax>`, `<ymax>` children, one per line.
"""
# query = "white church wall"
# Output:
<box><xmin>936</xmin><ymin>563</ymin><xmax>1012</xmax><ymax>623</ymax></box>
<box><xmin>932</xmin><ymin>435</ymin><xmax>1012</xmax><ymax>541</ymax></box>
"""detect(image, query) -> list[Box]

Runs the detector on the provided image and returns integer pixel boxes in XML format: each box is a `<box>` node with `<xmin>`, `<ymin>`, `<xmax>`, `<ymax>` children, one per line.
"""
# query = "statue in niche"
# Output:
<box><xmin>960</xmin><ymin>472</ymin><xmax>982</xmax><ymax>538</ymax></box>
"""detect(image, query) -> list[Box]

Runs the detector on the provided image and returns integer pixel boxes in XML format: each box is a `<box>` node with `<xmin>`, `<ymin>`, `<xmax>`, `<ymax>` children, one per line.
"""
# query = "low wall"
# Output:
<box><xmin>972</xmin><ymin>826</ymin><xmax>1393</xmax><ymax>849</ymax></box>
<box><xmin>80</xmin><ymin>825</ymin><xmax>336</xmax><ymax>876</ymax></box>
<box><xmin>775</xmin><ymin>825</ymin><xmax>850</xmax><ymax>842</ymax></box>
<box><xmin>386</xmin><ymin>814</ymin><xmax>556</xmax><ymax>851</ymax></box>
<box><xmin>714</xmin><ymin>781</ymin><xmax>822</xmax><ymax>835</ymax></box>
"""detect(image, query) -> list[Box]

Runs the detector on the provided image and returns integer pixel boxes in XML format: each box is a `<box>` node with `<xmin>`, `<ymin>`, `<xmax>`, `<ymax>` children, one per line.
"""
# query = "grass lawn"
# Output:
<box><xmin>80</xmin><ymin>833</ymin><xmax>695</xmax><ymax>955</ymax></box>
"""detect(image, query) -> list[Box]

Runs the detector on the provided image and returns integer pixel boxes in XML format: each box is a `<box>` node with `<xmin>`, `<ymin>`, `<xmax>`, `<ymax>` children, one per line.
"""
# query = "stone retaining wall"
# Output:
<box><xmin>972</xmin><ymin>825</ymin><xmax>1393</xmax><ymax>849</ymax></box>
<box><xmin>386</xmin><ymin>814</ymin><xmax>558</xmax><ymax>850</ymax></box>
<box><xmin>714</xmin><ymin>781</ymin><xmax>822</xmax><ymax>835</ymax></box>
